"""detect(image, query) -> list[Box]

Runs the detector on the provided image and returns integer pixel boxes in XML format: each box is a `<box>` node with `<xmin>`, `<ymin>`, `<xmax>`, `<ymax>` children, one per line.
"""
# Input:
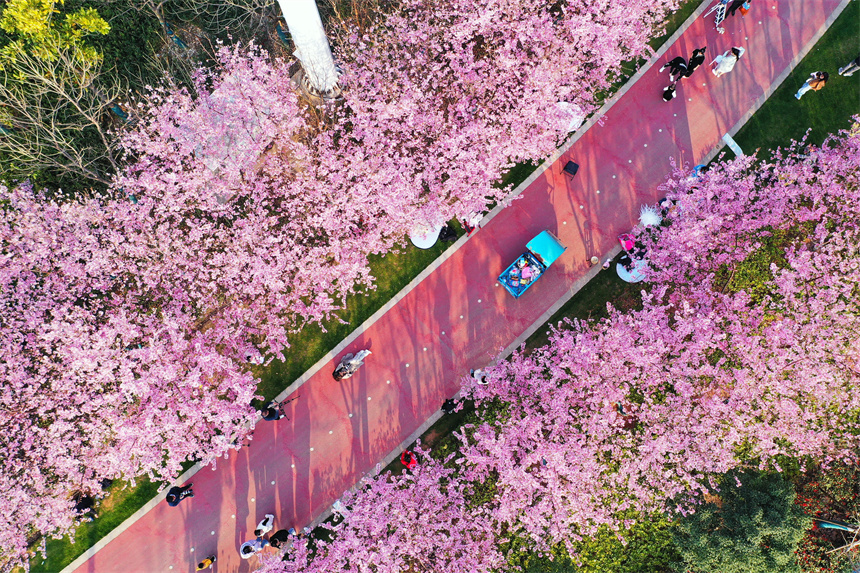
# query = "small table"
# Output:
<box><xmin>616</xmin><ymin>259</ymin><xmax>648</xmax><ymax>283</ymax></box>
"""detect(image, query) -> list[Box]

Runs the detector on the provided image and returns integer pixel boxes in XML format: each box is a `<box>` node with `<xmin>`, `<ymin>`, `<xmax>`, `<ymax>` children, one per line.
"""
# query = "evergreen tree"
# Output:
<box><xmin>671</xmin><ymin>470</ymin><xmax>810</xmax><ymax>573</ymax></box>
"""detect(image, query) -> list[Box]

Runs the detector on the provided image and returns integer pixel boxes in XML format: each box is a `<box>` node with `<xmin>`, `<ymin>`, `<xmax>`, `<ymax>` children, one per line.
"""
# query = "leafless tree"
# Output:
<box><xmin>131</xmin><ymin>0</ymin><xmax>273</xmax><ymax>36</ymax></box>
<box><xmin>0</xmin><ymin>47</ymin><xmax>124</xmax><ymax>186</ymax></box>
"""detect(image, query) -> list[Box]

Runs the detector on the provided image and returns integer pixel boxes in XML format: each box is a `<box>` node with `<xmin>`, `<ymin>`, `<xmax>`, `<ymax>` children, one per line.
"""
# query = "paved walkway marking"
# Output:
<box><xmin>64</xmin><ymin>0</ymin><xmax>850</xmax><ymax>571</ymax></box>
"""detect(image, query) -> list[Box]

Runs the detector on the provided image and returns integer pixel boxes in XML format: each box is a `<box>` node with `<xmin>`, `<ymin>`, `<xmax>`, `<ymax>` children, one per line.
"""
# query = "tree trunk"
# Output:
<box><xmin>277</xmin><ymin>0</ymin><xmax>339</xmax><ymax>94</ymax></box>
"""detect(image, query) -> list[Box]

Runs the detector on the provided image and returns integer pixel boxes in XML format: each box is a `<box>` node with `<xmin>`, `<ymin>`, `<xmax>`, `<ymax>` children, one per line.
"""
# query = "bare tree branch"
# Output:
<box><xmin>0</xmin><ymin>47</ymin><xmax>124</xmax><ymax>185</ymax></box>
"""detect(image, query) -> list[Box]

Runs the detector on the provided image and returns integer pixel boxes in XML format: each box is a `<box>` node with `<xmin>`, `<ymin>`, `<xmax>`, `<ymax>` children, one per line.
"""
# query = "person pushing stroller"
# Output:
<box><xmin>333</xmin><ymin>349</ymin><xmax>372</xmax><ymax>380</ymax></box>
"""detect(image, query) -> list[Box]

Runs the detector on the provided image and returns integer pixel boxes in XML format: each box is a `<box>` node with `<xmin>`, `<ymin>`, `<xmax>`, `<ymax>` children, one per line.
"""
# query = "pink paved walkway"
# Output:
<box><xmin>71</xmin><ymin>1</ymin><xmax>845</xmax><ymax>571</ymax></box>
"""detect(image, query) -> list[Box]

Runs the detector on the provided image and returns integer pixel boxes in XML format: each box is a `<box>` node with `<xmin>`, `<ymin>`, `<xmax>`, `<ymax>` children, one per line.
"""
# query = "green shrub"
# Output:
<box><xmin>671</xmin><ymin>469</ymin><xmax>811</xmax><ymax>573</ymax></box>
<box><xmin>505</xmin><ymin>512</ymin><xmax>677</xmax><ymax>573</ymax></box>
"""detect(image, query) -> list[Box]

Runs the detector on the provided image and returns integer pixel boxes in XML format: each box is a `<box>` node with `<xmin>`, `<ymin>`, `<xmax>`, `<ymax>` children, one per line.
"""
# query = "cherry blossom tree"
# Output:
<box><xmin>324</xmin><ymin>0</ymin><xmax>680</xmax><ymax>227</ymax></box>
<box><xmin>115</xmin><ymin>44</ymin><xmax>383</xmax><ymax>357</ymax></box>
<box><xmin>260</xmin><ymin>449</ymin><xmax>504</xmax><ymax>573</ymax></box>
<box><xmin>0</xmin><ymin>181</ymin><xmax>260</xmax><ymax>568</ymax></box>
<box><xmin>457</xmin><ymin>122</ymin><xmax>860</xmax><ymax>555</ymax></box>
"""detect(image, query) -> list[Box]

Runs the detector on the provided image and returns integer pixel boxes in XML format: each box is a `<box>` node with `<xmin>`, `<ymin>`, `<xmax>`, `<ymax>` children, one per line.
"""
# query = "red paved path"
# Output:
<box><xmin>70</xmin><ymin>1</ymin><xmax>845</xmax><ymax>571</ymax></box>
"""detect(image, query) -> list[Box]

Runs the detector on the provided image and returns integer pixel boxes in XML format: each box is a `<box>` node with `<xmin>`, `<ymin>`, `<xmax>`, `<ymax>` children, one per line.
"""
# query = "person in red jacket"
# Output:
<box><xmin>400</xmin><ymin>450</ymin><xmax>418</xmax><ymax>470</ymax></box>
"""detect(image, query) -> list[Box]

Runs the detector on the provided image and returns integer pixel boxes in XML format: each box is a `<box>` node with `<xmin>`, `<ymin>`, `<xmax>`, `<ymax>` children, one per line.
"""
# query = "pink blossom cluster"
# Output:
<box><xmin>115</xmin><ymin>45</ymin><xmax>382</xmax><ymax>356</ymax></box>
<box><xmin>327</xmin><ymin>0</ymin><xmax>679</xmax><ymax>227</ymax></box>
<box><xmin>0</xmin><ymin>181</ymin><xmax>260</xmax><ymax>566</ymax></box>
<box><xmin>256</xmin><ymin>450</ymin><xmax>504</xmax><ymax>573</ymax></box>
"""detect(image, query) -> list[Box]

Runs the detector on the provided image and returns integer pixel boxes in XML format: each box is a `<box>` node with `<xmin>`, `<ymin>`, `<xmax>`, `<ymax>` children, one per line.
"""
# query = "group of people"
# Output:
<box><xmin>656</xmin><ymin>0</ymin><xmax>753</xmax><ymax>101</ymax></box>
<box><xmin>662</xmin><ymin>0</ymin><xmax>858</xmax><ymax>105</ymax></box>
<box><xmin>239</xmin><ymin>514</ymin><xmax>299</xmax><ymax>560</ymax></box>
<box><xmin>659</xmin><ymin>43</ymin><xmax>750</xmax><ymax>101</ymax></box>
<box><xmin>793</xmin><ymin>55</ymin><xmax>858</xmax><ymax>102</ymax></box>
<box><xmin>659</xmin><ymin>47</ymin><xmax>708</xmax><ymax>101</ymax></box>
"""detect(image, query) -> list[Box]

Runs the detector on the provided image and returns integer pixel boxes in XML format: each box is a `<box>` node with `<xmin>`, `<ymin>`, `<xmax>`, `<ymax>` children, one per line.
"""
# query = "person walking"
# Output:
<box><xmin>165</xmin><ymin>484</ymin><xmax>193</xmax><ymax>507</ymax></box>
<box><xmin>195</xmin><ymin>555</ymin><xmax>216</xmax><ymax>570</ymax></box>
<box><xmin>795</xmin><ymin>71</ymin><xmax>828</xmax><ymax>99</ymax></box>
<box><xmin>659</xmin><ymin>56</ymin><xmax>688</xmax><ymax>82</ymax></box>
<box><xmin>683</xmin><ymin>47</ymin><xmax>707</xmax><ymax>77</ymax></box>
<box><xmin>839</xmin><ymin>54</ymin><xmax>860</xmax><ymax>76</ymax></box>
<box><xmin>239</xmin><ymin>537</ymin><xmax>269</xmax><ymax>559</ymax></box>
<box><xmin>438</xmin><ymin>225</ymin><xmax>456</xmax><ymax>242</ymax></box>
<box><xmin>254</xmin><ymin>514</ymin><xmax>275</xmax><ymax>537</ymax></box>
<box><xmin>711</xmin><ymin>47</ymin><xmax>745</xmax><ymax>77</ymax></box>
<box><xmin>333</xmin><ymin>349</ymin><xmax>371</xmax><ymax>380</ymax></box>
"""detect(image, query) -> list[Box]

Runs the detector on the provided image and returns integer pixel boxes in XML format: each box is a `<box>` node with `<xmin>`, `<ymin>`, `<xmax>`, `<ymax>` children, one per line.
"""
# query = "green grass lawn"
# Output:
<box><xmin>730</xmin><ymin>0</ymin><xmax>860</xmax><ymax>155</ymax></box>
<box><xmin>29</xmin><ymin>478</ymin><xmax>161</xmax><ymax>573</ymax></box>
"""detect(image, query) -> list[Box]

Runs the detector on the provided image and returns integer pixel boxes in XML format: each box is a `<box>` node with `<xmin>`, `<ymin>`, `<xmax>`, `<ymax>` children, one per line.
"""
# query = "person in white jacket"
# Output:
<box><xmin>712</xmin><ymin>46</ymin><xmax>745</xmax><ymax>77</ymax></box>
<box><xmin>254</xmin><ymin>514</ymin><xmax>275</xmax><ymax>537</ymax></box>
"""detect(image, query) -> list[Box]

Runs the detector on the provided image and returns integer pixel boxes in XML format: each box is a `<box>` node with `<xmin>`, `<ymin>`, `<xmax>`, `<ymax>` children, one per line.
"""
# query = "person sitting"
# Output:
<box><xmin>662</xmin><ymin>82</ymin><xmax>677</xmax><ymax>102</ymax></box>
<box><xmin>438</xmin><ymin>224</ymin><xmax>457</xmax><ymax>242</ymax></box>
<box><xmin>795</xmin><ymin>71</ymin><xmax>828</xmax><ymax>100</ymax></box>
<box><xmin>619</xmin><ymin>253</ymin><xmax>635</xmax><ymax>272</ymax></box>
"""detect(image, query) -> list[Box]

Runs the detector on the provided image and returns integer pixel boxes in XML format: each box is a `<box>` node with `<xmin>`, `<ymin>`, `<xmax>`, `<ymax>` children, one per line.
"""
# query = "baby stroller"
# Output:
<box><xmin>703</xmin><ymin>0</ymin><xmax>729</xmax><ymax>33</ymax></box>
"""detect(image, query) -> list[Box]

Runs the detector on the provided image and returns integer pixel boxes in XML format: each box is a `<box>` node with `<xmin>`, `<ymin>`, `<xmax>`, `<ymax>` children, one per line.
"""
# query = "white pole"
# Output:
<box><xmin>277</xmin><ymin>0</ymin><xmax>339</xmax><ymax>94</ymax></box>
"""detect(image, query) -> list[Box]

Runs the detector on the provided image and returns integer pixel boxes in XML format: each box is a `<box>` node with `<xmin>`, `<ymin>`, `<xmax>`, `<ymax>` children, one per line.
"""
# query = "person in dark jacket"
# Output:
<box><xmin>166</xmin><ymin>484</ymin><xmax>194</xmax><ymax>506</ymax></box>
<box><xmin>268</xmin><ymin>528</ymin><xmax>295</xmax><ymax>549</ymax></box>
<box><xmin>684</xmin><ymin>47</ymin><xmax>707</xmax><ymax>77</ymax></box>
<box><xmin>659</xmin><ymin>56</ymin><xmax>688</xmax><ymax>82</ymax></box>
<box><xmin>260</xmin><ymin>401</ymin><xmax>285</xmax><ymax>421</ymax></box>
